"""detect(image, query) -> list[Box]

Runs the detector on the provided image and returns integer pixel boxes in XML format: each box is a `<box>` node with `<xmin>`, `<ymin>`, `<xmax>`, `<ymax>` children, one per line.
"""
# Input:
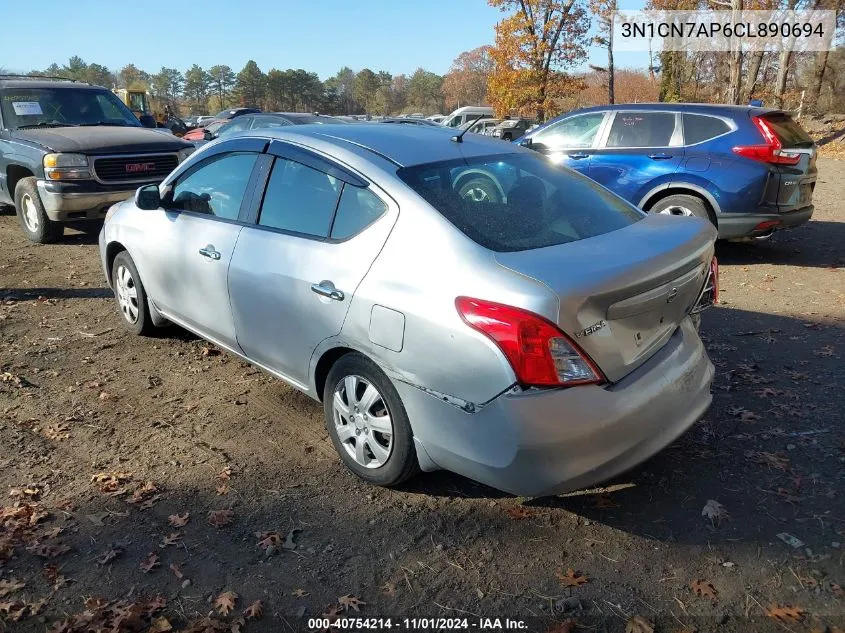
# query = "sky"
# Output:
<box><xmin>0</xmin><ymin>0</ymin><xmax>649</xmax><ymax>80</ymax></box>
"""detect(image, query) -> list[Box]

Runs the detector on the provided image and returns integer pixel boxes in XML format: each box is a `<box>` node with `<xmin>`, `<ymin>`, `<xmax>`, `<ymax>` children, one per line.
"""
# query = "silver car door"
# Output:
<box><xmin>228</xmin><ymin>143</ymin><xmax>397</xmax><ymax>388</ymax></box>
<box><xmin>137</xmin><ymin>144</ymin><xmax>265</xmax><ymax>349</ymax></box>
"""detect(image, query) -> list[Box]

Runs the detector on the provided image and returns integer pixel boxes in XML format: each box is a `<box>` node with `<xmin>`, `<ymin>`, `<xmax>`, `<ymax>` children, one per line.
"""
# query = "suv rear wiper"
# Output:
<box><xmin>16</xmin><ymin>122</ymin><xmax>78</xmax><ymax>129</ymax></box>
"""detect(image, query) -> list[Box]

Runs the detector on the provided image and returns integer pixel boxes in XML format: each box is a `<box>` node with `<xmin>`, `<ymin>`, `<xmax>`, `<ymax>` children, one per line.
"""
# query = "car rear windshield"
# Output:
<box><xmin>397</xmin><ymin>153</ymin><xmax>644</xmax><ymax>252</ymax></box>
<box><xmin>762</xmin><ymin>113</ymin><xmax>814</xmax><ymax>147</ymax></box>
<box><xmin>0</xmin><ymin>87</ymin><xmax>140</xmax><ymax>129</ymax></box>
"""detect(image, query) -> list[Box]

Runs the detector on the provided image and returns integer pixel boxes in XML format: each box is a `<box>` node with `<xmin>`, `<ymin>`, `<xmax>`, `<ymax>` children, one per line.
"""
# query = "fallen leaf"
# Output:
<box><xmin>690</xmin><ymin>579</ymin><xmax>718</xmax><ymax>600</ymax></box>
<box><xmin>381</xmin><ymin>582</ymin><xmax>396</xmax><ymax>597</ymax></box>
<box><xmin>214</xmin><ymin>591</ymin><xmax>238</xmax><ymax>616</ymax></box>
<box><xmin>766</xmin><ymin>604</ymin><xmax>805</xmax><ymax>622</ymax></box>
<box><xmin>831</xmin><ymin>583</ymin><xmax>843</xmax><ymax>597</ymax></box>
<box><xmin>556</xmin><ymin>569</ymin><xmax>589</xmax><ymax>587</ymax></box>
<box><xmin>217</xmin><ymin>466</ymin><xmax>233</xmax><ymax>481</ymax></box>
<box><xmin>140</xmin><ymin>552</ymin><xmax>160</xmax><ymax>573</ymax></box>
<box><xmin>292</xmin><ymin>589</ymin><xmax>310</xmax><ymax>598</ymax></box>
<box><xmin>168</xmin><ymin>512</ymin><xmax>190</xmax><ymax>528</ymax></box>
<box><xmin>338</xmin><ymin>594</ymin><xmax>366</xmax><ymax>612</ymax></box>
<box><xmin>149</xmin><ymin>616</ymin><xmax>173</xmax><ymax>633</ymax></box>
<box><xmin>505</xmin><ymin>506</ymin><xmax>534</xmax><ymax>519</ymax></box>
<box><xmin>626</xmin><ymin>614</ymin><xmax>655</xmax><ymax>633</ymax></box>
<box><xmin>748</xmin><ymin>451</ymin><xmax>790</xmax><ymax>471</ymax></box>
<box><xmin>0</xmin><ymin>579</ymin><xmax>25</xmax><ymax>598</ymax></box>
<box><xmin>27</xmin><ymin>597</ymin><xmax>47</xmax><ymax>616</ymax></box>
<box><xmin>96</xmin><ymin>547</ymin><xmax>123</xmax><ymax>565</ymax></box>
<box><xmin>701</xmin><ymin>499</ymin><xmax>729</xmax><ymax>524</ymax></box>
<box><xmin>243</xmin><ymin>600</ymin><xmax>263</xmax><ymax>620</ymax></box>
<box><xmin>256</xmin><ymin>531</ymin><xmax>282</xmax><ymax>551</ymax></box>
<box><xmin>216</xmin><ymin>484</ymin><xmax>229</xmax><ymax>496</ymax></box>
<box><xmin>208</xmin><ymin>509</ymin><xmax>234</xmax><ymax>528</ymax></box>
<box><xmin>160</xmin><ymin>532</ymin><xmax>182</xmax><ymax>548</ymax></box>
<box><xmin>26</xmin><ymin>542</ymin><xmax>70</xmax><ymax>558</ymax></box>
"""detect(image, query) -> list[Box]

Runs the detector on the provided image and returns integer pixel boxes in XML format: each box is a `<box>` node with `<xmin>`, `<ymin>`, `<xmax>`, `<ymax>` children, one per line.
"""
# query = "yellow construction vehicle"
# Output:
<box><xmin>113</xmin><ymin>89</ymin><xmax>184</xmax><ymax>135</ymax></box>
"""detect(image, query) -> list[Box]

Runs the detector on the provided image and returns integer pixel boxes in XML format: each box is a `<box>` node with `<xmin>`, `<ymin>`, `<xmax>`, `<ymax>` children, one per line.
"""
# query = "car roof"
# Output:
<box><xmin>0</xmin><ymin>79</ymin><xmax>105</xmax><ymax>90</ymax></box>
<box><xmin>240</xmin><ymin>123</ymin><xmax>521</xmax><ymax>168</ymax></box>
<box><xmin>561</xmin><ymin>103</ymin><xmax>782</xmax><ymax>118</ymax></box>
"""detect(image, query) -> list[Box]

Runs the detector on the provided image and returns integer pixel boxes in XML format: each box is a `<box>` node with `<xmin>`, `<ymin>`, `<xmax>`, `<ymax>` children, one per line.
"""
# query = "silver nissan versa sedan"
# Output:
<box><xmin>99</xmin><ymin>124</ymin><xmax>718</xmax><ymax>497</ymax></box>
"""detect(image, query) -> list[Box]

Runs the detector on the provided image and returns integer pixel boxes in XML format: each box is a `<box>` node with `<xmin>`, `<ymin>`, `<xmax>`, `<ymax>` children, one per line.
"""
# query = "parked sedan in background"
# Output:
<box><xmin>214</xmin><ymin>107</ymin><xmax>262</xmax><ymax>120</ymax></box>
<box><xmin>99</xmin><ymin>124</ymin><xmax>716</xmax><ymax>496</ymax></box>
<box><xmin>182</xmin><ymin>119</ymin><xmax>227</xmax><ymax>142</ymax></box>
<box><xmin>191</xmin><ymin>113</ymin><xmax>347</xmax><ymax>145</ymax></box>
<box><xmin>520</xmin><ymin>104</ymin><xmax>817</xmax><ymax>240</ymax></box>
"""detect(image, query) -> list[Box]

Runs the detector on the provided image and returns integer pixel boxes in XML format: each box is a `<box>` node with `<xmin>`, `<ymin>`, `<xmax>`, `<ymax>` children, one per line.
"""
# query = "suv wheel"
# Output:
<box><xmin>649</xmin><ymin>194</ymin><xmax>715</xmax><ymax>226</ymax></box>
<box><xmin>14</xmin><ymin>177</ymin><xmax>63</xmax><ymax>243</ymax></box>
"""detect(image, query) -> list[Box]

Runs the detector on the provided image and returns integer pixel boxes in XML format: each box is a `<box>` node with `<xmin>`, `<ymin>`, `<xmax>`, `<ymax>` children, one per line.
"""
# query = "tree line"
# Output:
<box><xmin>20</xmin><ymin>57</ymin><xmax>452</xmax><ymax>117</ymax></box>
<box><xmin>10</xmin><ymin>0</ymin><xmax>845</xmax><ymax>122</ymax></box>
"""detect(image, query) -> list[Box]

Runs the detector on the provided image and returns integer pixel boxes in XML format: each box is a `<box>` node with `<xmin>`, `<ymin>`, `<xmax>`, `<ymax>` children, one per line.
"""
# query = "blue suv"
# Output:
<box><xmin>520</xmin><ymin>104</ymin><xmax>817</xmax><ymax>240</ymax></box>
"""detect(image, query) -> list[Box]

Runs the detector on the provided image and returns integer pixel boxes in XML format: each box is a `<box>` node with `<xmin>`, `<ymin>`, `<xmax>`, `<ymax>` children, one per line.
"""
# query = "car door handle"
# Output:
<box><xmin>567</xmin><ymin>152</ymin><xmax>590</xmax><ymax>159</ymax></box>
<box><xmin>311</xmin><ymin>282</ymin><xmax>345</xmax><ymax>302</ymax></box>
<box><xmin>198</xmin><ymin>245</ymin><xmax>221</xmax><ymax>260</ymax></box>
<box><xmin>648</xmin><ymin>153</ymin><xmax>673</xmax><ymax>160</ymax></box>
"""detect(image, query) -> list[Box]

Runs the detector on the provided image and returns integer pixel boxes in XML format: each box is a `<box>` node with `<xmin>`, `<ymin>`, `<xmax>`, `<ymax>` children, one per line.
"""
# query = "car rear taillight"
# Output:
<box><xmin>455</xmin><ymin>297</ymin><xmax>603</xmax><ymax>387</ymax></box>
<box><xmin>732</xmin><ymin>116</ymin><xmax>801</xmax><ymax>166</ymax></box>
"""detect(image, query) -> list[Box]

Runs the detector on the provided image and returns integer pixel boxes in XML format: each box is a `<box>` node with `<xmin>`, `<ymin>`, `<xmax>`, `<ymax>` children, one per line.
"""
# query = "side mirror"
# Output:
<box><xmin>203</xmin><ymin>130</ymin><xmax>214</xmax><ymax>141</ymax></box>
<box><xmin>139</xmin><ymin>114</ymin><xmax>157</xmax><ymax>128</ymax></box>
<box><xmin>519</xmin><ymin>137</ymin><xmax>533</xmax><ymax>148</ymax></box>
<box><xmin>135</xmin><ymin>184</ymin><xmax>161</xmax><ymax>210</ymax></box>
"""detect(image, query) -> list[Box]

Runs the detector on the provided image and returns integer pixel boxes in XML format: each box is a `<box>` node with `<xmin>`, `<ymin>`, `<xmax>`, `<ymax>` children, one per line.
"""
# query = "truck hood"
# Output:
<box><xmin>13</xmin><ymin>126</ymin><xmax>191</xmax><ymax>154</ymax></box>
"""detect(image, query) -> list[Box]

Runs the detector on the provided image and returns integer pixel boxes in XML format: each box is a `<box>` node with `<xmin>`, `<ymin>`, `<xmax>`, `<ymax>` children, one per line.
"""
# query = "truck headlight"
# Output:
<box><xmin>177</xmin><ymin>147</ymin><xmax>195</xmax><ymax>163</ymax></box>
<box><xmin>43</xmin><ymin>153</ymin><xmax>92</xmax><ymax>180</ymax></box>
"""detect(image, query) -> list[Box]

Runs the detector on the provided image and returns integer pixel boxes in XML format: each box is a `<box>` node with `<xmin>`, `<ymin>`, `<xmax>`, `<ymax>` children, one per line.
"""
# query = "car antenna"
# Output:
<box><xmin>451</xmin><ymin>114</ymin><xmax>486</xmax><ymax>143</ymax></box>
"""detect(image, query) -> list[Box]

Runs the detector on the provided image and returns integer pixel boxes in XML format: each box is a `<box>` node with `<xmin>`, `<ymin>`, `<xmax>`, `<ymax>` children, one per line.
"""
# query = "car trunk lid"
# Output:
<box><xmin>493</xmin><ymin>214</ymin><xmax>715</xmax><ymax>383</ymax></box>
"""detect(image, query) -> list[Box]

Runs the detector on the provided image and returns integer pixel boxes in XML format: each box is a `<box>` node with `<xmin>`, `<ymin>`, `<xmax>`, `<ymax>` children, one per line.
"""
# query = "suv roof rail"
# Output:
<box><xmin>0</xmin><ymin>74</ymin><xmax>87</xmax><ymax>84</ymax></box>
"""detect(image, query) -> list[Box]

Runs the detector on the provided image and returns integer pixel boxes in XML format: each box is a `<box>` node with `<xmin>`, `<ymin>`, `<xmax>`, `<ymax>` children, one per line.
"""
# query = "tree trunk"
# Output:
<box><xmin>774</xmin><ymin>50</ymin><xmax>792</xmax><ymax>108</ymax></box>
<box><xmin>726</xmin><ymin>0</ymin><xmax>743</xmax><ymax>104</ymax></box>
<box><xmin>607</xmin><ymin>20</ymin><xmax>615</xmax><ymax>104</ymax></box>
<box><xmin>742</xmin><ymin>51</ymin><xmax>764</xmax><ymax>103</ymax></box>
<box><xmin>808</xmin><ymin>49</ymin><xmax>830</xmax><ymax>113</ymax></box>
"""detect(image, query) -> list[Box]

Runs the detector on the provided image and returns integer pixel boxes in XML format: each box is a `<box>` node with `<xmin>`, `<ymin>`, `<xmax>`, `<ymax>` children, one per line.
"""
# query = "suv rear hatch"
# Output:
<box><xmin>735</xmin><ymin>111</ymin><xmax>817</xmax><ymax>212</ymax></box>
<box><xmin>494</xmin><ymin>214</ymin><xmax>715</xmax><ymax>383</ymax></box>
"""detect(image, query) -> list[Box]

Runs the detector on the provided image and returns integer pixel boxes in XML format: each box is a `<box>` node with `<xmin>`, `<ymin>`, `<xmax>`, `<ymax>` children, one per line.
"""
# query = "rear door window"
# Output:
<box><xmin>606</xmin><ymin>112</ymin><xmax>677</xmax><ymax>148</ymax></box>
<box><xmin>330</xmin><ymin>186</ymin><xmax>387</xmax><ymax>240</ymax></box>
<box><xmin>761</xmin><ymin>113</ymin><xmax>814</xmax><ymax>147</ymax></box>
<box><xmin>683</xmin><ymin>114</ymin><xmax>731</xmax><ymax>145</ymax></box>
<box><xmin>257</xmin><ymin>158</ymin><xmax>341</xmax><ymax>237</ymax></box>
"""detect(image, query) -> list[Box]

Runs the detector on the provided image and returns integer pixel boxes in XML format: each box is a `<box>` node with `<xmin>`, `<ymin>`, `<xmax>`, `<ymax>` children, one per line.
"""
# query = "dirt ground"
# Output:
<box><xmin>1</xmin><ymin>160</ymin><xmax>843</xmax><ymax>633</ymax></box>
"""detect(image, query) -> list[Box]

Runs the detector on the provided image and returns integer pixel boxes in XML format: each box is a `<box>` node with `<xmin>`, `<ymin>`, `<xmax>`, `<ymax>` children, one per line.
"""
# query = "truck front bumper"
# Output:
<box><xmin>37</xmin><ymin>180</ymin><xmax>136</xmax><ymax>222</ymax></box>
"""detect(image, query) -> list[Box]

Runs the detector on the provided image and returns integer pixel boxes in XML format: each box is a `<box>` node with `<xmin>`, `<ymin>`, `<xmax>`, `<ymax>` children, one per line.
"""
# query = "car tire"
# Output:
<box><xmin>323</xmin><ymin>352</ymin><xmax>419</xmax><ymax>487</ymax></box>
<box><xmin>649</xmin><ymin>194</ymin><xmax>715</xmax><ymax>226</ymax></box>
<box><xmin>14</xmin><ymin>177</ymin><xmax>64</xmax><ymax>243</ymax></box>
<box><xmin>111</xmin><ymin>251</ymin><xmax>156</xmax><ymax>336</ymax></box>
<box><xmin>457</xmin><ymin>176</ymin><xmax>502</xmax><ymax>204</ymax></box>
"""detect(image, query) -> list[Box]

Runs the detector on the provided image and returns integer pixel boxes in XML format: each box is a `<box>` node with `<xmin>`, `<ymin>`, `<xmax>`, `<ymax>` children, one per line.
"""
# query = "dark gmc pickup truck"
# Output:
<box><xmin>0</xmin><ymin>76</ymin><xmax>193</xmax><ymax>243</ymax></box>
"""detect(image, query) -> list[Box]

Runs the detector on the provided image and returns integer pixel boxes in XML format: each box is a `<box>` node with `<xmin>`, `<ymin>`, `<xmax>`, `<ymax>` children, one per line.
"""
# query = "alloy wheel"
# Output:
<box><xmin>115</xmin><ymin>265</ymin><xmax>139</xmax><ymax>324</ymax></box>
<box><xmin>655</xmin><ymin>205</ymin><xmax>694</xmax><ymax>217</ymax></box>
<box><xmin>332</xmin><ymin>375</ymin><xmax>394</xmax><ymax>469</ymax></box>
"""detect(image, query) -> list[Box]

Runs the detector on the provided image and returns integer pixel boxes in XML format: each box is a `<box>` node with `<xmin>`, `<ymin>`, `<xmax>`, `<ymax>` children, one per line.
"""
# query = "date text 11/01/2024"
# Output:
<box><xmin>307</xmin><ymin>618</ymin><xmax>529</xmax><ymax>630</ymax></box>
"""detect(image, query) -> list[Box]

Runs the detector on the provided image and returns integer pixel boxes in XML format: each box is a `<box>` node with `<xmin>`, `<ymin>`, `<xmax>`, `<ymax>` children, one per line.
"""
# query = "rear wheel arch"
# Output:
<box><xmin>642</xmin><ymin>187</ymin><xmax>718</xmax><ymax>226</ymax></box>
<box><xmin>314</xmin><ymin>346</ymin><xmax>356</xmax><ymax>402</ymax></box>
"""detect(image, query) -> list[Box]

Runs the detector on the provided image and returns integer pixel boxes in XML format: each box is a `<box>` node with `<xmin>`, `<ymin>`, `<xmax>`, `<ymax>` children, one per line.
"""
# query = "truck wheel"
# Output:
<box><xmin>14</xmin><ymin>178</ymin><xmax>63</xmax><ymax>243</ymax></box>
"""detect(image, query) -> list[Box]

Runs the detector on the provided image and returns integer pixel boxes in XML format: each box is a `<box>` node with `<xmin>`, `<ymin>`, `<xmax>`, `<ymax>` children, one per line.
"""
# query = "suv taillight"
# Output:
<box><xmin>455</xmin><ymin>297</ymin><xmax>603</xmax><ymax>387</ymax></box>
<box><xmin>732</xmin><ymin>116</ymin><xmax>801</xmax><ymax>166</ymax></box>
